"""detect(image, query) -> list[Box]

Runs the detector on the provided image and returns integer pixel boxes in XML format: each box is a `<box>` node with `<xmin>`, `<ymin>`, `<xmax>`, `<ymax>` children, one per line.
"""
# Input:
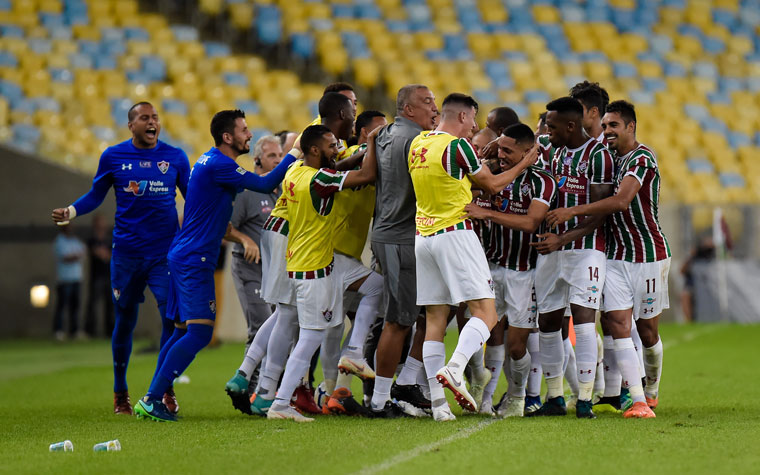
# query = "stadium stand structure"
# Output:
<box><xmin>2</xmin><ymin>0</ymin><xmax>760</xmax><ymax>206</ymax></box>
<box><xmin>0</xmin><ymin>0</ymin><xmax>325</xmax><ymax>171</ymax></box>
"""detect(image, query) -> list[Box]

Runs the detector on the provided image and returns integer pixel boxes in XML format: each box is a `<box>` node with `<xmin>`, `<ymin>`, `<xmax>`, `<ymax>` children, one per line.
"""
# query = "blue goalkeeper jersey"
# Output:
<box><xmin>168</xmin><ymin>147</ymin><xmax>297</xmax><ymax>266</ymax></box>
<box><xmin>72</xmin><ymin>139</ymin><xmax>190</xmax><ymax>258</ymax></box>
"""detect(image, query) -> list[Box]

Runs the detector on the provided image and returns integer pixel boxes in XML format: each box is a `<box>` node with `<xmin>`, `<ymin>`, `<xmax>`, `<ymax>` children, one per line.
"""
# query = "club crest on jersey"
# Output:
<box><xmin>140</xmin><ymin>161</ymin><xmax>151</xmax><ymax>168</ymax></box>
<box><xmin>123</xmin><ymin>180</ymin><xmax>147</xmax><ymax>196</ymax></box>
<box><xmin>209</xmin><ymin>300</ymin><xmax>216</xmax><ymax>314</ymax></box>
<box><xmin>322</xmin><ymin>309</ymin><xmax>333</xmax><ymax>322</ymax></box>
<box><xmin>113</xmin><ymin>288</ymin><xmax>121</xmax><ymax>300</ymax></box>
<box><xmin>488</xmin><ymin>279</ymin><xmax>494</xmax><ymax>292</ymax></box>
<box><xmin>578</xmin><ymin>160</ymin><xmax>588</xmax><ymax>173</ymax></box>
<box><xmin>521</xmin><ymin>183</ymin><xmax>530</xmax><ymax>195</ymax></box>
<box><xmin>157</xmin><ymin>160</ymin><xmax>170</xmax><ymax>174</ymax></box>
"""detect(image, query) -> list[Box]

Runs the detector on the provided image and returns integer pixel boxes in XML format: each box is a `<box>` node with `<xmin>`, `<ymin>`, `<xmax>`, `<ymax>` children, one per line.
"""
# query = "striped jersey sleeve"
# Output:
<box><xmin>589</xmin><ymin>145</ymin><xmax>614</xmax><ymax>184</ymax></box>
<box><xmin>310</xmin><ymin>168</ymin><xmax>348</xmax><ymax>199</ymax></box>
<box><xmin>536</xmin><ymin>134</ymin><xmax>553</xmax><ymax>172</ymax></box>
<box><xmin>443</xmin><ymin>137</ymin><xmax>482</xmax><ymax>178</ymax></box>
<box><xmin>532</xmin><ymin>168</ymin><xmax>557</xmax><ymax>207</ymax></box>
<box><xmin>623</xmin><ymin>153</ymin><xmax>656</xmax><ymax>185</ymax></box>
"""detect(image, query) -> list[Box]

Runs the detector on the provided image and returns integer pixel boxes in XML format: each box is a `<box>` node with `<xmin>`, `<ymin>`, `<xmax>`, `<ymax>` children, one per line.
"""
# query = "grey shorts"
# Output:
<box><xmin>371</xmin><ymin>241</ymin><xmax>418</xmax><ymax>327</ymax></box>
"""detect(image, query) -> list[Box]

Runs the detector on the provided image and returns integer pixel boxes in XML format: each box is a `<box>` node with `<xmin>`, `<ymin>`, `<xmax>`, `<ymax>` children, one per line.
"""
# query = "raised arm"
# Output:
<box><xmin>335</xmin><ymin>147</ymin><xmax>366</xmax><ymax>171</ymax></box>
<box><xmin>341</xmin><ymin>125</ymin><xmax>382</xmax><ymax>189</ymax></box>
<box><xmin>52</xmin><ymin>153</ymin><xmax>113</xmax><ymax>223</ymax></box>
<box><xmin>469</xmin><ymin>144</ymin><xmax>538</xmax><ymax>195</ymax></box>
<box><xmin>238</xmin><ymin>151</ymin><xmax>299</xmax><ymax>193</ymax></box>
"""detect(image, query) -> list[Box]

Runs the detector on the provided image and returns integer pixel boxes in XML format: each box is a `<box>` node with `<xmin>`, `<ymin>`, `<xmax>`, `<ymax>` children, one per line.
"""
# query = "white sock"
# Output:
<box><xmin>422</xmin><ymin>340</ymin><xmax>447</xmax><ymax>409</ymax></box>
<box><xmin>593</xmin><ymin>331</ymin><xmax>605</xmax><ymax>395</ymax></box>
<box><xmin>342</xmin><ymin>272</ymin><xmax>383</xmax><ymax>359</ymax></box>
<box><xmin>416</xmin><ymin>357</ymin><xmax>430</xmax><ymax>398</ymax></box>
<box><xmin>272</xmin><ymin>328</ymin><xmax>323</xmax><ymax>410</ymax></box>
<box><xmin>370</xmin><ymin>375</ymin><xmax>393</xmax><ymax>410</ymax></box>
<box><xmin>562</xmin><ymin>338</ymin><xmax>570</xmax><ymax>374</ymax></box>
<box><xmin>526</xmin><ymin>332</ymin><xmax>542</xmax><ymax>397</ymax></box>
<box><xmin>540</xmin><ymin>330</ymin><xmax>564</xmax><ymax>399</ymax></box>
<box><xmin>483</xmin><ymin>344</ymin><xmax>504</xmax><ymax>404</ymax></box>
<box><xmin>563</xmin><ymin>337</ymin><xmax>579</xmax><ymax>396</ymax></box>
<box><xmin>507</xmin><ymin>352</ymin><xmax>531</xmax><ymax>398</ymax></box>
<box><xmin>602</xmin><ymin>335</ymin><xmax>622</xmax><ymax>397</ymax></box>
<box><xmin>238</xmin><ymin>308</ymin><xmax>278</xmax><ymax>377</ymax></box>
<box><xmin>396</xmin><ymin>356</ymin><xmax>423</xmax><ymax>386</ymax></box>
<box><xmin>320</xmin><ymin>319</ymin><xmax>344</xmax><ymax>382</ymax></box>
<box><xmin>643</xmin><ymin>337</ymin><xmax>663</xmax><ymax>399</ymax></box>
<box><xmin>467</xmin><ymin>345</ymin><xmax>486</xmax><ymax>375</ymax></box>
<box><xmin>334</xmin><ymin>371</ymin><xmax>353</xmax><ymax>392</ymax></box>
<box><xmin>448</xmin><ymin>317</ymin><xmax>490</xmax><ymax>377</ymax></box>
<box><xmin>257</xmin><ymin>304</ymin><xmax>299</xmax><ymax>398</ymax></box>
<box><xmin>614</xmin><ymin>337</ymin><xmax>646</xmax><ymax>404</ymax></box>
<box><xmin>631</xmin><ymin>322</ymin><xmax>645</xmax><ymax>378</ymax></box>
<box><xmin>573</xmin><ymin>322</ymin><xmax>598</xmax><ymax>400</ymax></box>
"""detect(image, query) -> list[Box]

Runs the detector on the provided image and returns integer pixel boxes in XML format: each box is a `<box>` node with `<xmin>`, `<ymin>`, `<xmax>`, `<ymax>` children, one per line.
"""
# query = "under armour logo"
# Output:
<box><xmin>579</xmin><ymin>369</ymin><xmax>593</xmax><ymax>374</ymax></box>
<box><xmin>588</xmin><ymin>297</ymin><xmax>597</xmax><ymax>303</ymax></box>
<box><xmin>122</xmin><ymin>163</ymin><xmax>132</xmax><ymax>170</ymax></box>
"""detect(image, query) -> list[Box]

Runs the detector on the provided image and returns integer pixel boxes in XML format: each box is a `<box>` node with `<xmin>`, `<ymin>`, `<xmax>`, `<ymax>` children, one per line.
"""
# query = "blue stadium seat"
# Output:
<box><xmin>0</xmin><ymin>51</ymin><xmax>18</xmax><ymax>67</ymax></box>
<box><xmin>140</xmin><ymin>56</ymin><xmax>166</xmax><ymax>81</ymax></box>
<box><xmin>614</xmin><ymin>62</ymin><xmax>638</xmax><ymax>78</ymax></box>
<box><xmin>162</xmin><ymin>99</ymin><xmax>188</xmax><ymax>115</ymax></box>
<box><xmin>124</xmin><ymin>27</ymin><xmax>150</xmax><ymax>41</ymax></box>
<box><xmin>50</xmin><ymin>68</ymin><xmax>74</xmax><ymax>84</ymax></box>
<box><xmin>290</xmin><ymin>33</ymin><xmax>314</xmax><ymax>59</ymax></box>
<box><xmin>204</xmin><ymin>41</ymin><xmax>231</xmax><ymax>58</ymax></box>
<box><xmin>719</xmin><ymin>172</ymin><xmax>745</xmax><ymax>188</ymax></box>
<box><xmin>172</xmin><ymin>26</ymin><xmax>199</xmax><ymax>43</ymax></box>
<box><xmin>236</xmin><ymin>99</ymin><xmax>260</xmax><ymax>115</ymax></box>
<box><xmin>687</xmin><ymin>158</ymin><xmax>714</xmax><ymax>174</ymax></box>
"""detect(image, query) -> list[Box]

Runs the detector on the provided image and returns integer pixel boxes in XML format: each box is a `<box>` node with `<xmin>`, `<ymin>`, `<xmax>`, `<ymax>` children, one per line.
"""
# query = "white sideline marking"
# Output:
<box><xmin>355</xmin><ymin>418</ymin><xmax>496</xmax><ymax>475</ymax></box>
<box><xmin>662</xmin><ymin>325</ymin><xmax>721</xmax><ymax>350</ymax></box>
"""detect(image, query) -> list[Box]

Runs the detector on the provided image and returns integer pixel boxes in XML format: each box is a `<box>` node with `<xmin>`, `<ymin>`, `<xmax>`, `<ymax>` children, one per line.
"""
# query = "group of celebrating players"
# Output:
<box><xmin>51</xmin><ymin>78</ymin><xmax>668</xmax><ymax>423</ymax></box>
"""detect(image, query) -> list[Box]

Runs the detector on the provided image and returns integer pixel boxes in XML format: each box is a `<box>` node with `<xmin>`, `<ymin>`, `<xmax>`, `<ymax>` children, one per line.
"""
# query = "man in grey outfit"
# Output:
<box><xmin>368</xmin><ymin>85</ymin><xmax>440</xmax><ymax>417</ymax></box>
<box><xmin>228</xmin><ymin>136</ymin><xmax>283</xmax><ymax>386</ymax></box>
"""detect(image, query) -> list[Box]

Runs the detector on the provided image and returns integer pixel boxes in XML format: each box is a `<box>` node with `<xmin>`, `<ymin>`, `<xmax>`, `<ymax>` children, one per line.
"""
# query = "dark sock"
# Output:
<box><xmin>146</xmin><ymin>324</ymin><xmax>213</xmax><ymax>399</ymax></box>
<box><xmin>112</xmin><ymin>304</ymin><xmax>139</xmax><ymax>392</ymax></box>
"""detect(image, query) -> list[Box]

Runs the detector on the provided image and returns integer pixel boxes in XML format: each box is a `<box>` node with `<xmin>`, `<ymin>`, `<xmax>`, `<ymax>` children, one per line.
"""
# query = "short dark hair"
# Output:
<box><xmin>546</xmin><ymin>96</ymin><xmax>584</xmax><ymax>121</ymax></box>
<box><xmin>538</xmin><ymin>111</ymin><xmax>547</xmax><ymax>125</ymax></box>
<box><xmin>354</xmin><ymin>110</ymin><xmax>385</xmax><ymax>136</ymax></box>
<box><xmin>488</xmin><ymin>107</ymin><xmax>520</xmax><ymax>132</ymax></box>
<box><xmin>210</xmin><ymin>109</ymin><xmax>245</xmax><ymax>146</ymax></box>
<box><xmin>324</xmin><ymin>82</ymin><xmax>354</xmax><ymax>94</ymax></box>
<box><xmin>128</xmin><ymin>101</ymin><xmax>153</xmax><ymax>121</ymax></box>
<box><xmin>300</xmin><ymin>124</ymin><xmax>333</xmax><ymax>155</ymax></box>
<box><xmin>274</xmin><ymin>130</ymin><xmax>290</xmax><ymax>146</ymax></box>
<box><xmin>605</xmin><ymin>100</ymin><xmax>636</xmax><ymax>125</ymax></box>
<box><xmin>569</xmin><ymin>81</ymin><xmax>609</xmax><ymax>116</ymax></box>
<box><xmin>319</xmin><ymin>92</ymin><xmax>351</xmax><ymax>120</ymax></box>
<box><xmin>442</xmin><ymin>93</ymin><xmax>479</xmax><ymax>113</ymax></box>
<box><xmin>503</xmin><ymin>122</ymin><xmax>535</xmax><ymax>145</ymax></box>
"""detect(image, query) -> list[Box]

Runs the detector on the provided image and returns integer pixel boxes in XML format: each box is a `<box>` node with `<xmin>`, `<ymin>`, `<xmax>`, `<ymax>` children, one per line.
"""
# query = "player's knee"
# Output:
<box><xmin>509</xmin><ymin>345</ymin><xmax>527</xmax><ymax>361</ymax></box>
<box><xmin>186</xmin><ymin>323</ymin><xmax>214</xmax><ymax>350</ymax></box>
<box><xmin>358</xmin><ymin>271</ymin><xmax>384</xmax><ymax>297</ymax></box>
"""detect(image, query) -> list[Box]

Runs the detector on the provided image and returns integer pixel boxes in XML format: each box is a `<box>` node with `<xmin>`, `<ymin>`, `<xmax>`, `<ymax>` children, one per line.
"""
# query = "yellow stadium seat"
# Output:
<box><xmin>533</xmin><ymin>5</ymin><xmax>560</xmax><ymax>23</ymax></box>
<box><xmin>199</xmin><ymin>0</ymin><xmax>224</xmax><ymax>15</ymax></box>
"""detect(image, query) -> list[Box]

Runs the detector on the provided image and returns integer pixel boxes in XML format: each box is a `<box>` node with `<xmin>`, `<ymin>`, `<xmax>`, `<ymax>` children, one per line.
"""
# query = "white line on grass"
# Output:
<box><xmin>662</xmin><ymin>325</ymin><xmax>722</xmax><ymax>350</ymax></box>
<box><xmin>354</xmin><ymin>418</ymin><xmax>497</xmax><ymax>475</ymax></box>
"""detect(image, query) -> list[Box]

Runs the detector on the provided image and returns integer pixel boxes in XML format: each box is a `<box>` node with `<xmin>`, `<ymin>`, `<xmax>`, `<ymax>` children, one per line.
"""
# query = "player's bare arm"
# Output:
<box><xmin>465</xmin><ymin>200</ymin><xmax>549</xmax><ymax>233</ymax></box>
<box><xmin>224</xmin><ymin>224</ymin><xmax>260</xmax><ymax>264</ymax></box>
<box><xmin>341</xmin><ymin>125</ymin><xmax>382</xmax><ymax>189</ymax></box>
<box><xmin>335</xmin><ymin>148</ymin><xmax>366</xmax><ymax>171</ymax></box>
<box><xmin>470</xmin><ymin>144</ymin><xmax>538</xmax><ymax>194</ymax></box>
<box><xmin>546</xmin><ymin>175</ymin><xmax>641</xmax><ymax>227</ymax></box>
<box><xmin>531</xmin><ymin>183</ymin><xmax>614</xmax><ymax>254</ymax></box>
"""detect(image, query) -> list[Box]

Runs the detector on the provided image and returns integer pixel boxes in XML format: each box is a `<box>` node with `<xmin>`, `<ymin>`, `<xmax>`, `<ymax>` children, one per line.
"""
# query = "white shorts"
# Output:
<box><xmin>260</xmin><ymin>230</ymin><xmax>296</xmax><ymax>306</ymax></box>
<box><xmin>603</xmin><ymin>258</ymin><xmax>671</xmax><ymax>320</ymax></box>
<box><xmin>292</xmin><ymin>273</ymin><xmax>343</xmax><ymax>330</ymax></box>
<box><xmin>334</xmin><ymin>253</ymin><xmax>372</xmax><ymax>292</ymax></box>
<box><xmin>535</xmin><ymin>249</ymin><xmax>606</xmax><ymax>313</ymax></box>
<box><xmin>490</xmin><ymin>263</ymin><xmax>537</xmax><ymax>329</ymax></box>
<box><xmin>415</xmin><ymin>229</ymin><xmax>495</xmax><ymax>306</ymax></box>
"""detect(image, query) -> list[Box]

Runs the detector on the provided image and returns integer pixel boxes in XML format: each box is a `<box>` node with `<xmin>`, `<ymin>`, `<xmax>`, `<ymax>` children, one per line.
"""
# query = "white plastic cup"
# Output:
<box><xmin>49</xmin><ymin>440</ymin><xmax>74</xmax><ymax>452</ymax></box>
<box><xmin>93</xmin><ymin>439</ymin><xmax>121</xmax><ymax>452</ymax></box>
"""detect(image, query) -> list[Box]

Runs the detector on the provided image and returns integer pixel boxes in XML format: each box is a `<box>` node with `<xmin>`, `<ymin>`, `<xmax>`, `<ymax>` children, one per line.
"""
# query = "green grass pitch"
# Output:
<box><xmin>2</xmin><ymin>323</ymin><xmax>759</xmax><ymax>474</ymax></box>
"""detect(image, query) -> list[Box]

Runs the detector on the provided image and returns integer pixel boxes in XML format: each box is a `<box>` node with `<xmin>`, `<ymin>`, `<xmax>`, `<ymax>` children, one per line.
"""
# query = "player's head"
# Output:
<box><xmin>210</xmin><ymin>109</ymin><xmax>252</xmax><ymax>156</ymax></box>
<box><xmin>497</xmin><ymin>123</ymin><xmax>535</xmax><ymax>169</ymax></box>
<box><xmin>536</xmin><ymin>112</ymin><xmax>548</xmax><ymax>136</ymax></box>
<box><xmin>354</xmin><ymin>110</ymin><xmax>387</xmax><ymax>144</ymax></box>
<box><xmin>545</xmin><ymin>96</ymin><xmax>584</xmax><ymax>148</ymax></box>
<box><xmin>471</xmin><ymin>128</ymin><xmax>496</xmax><ymax>155</ymax></box>
<box><xmin>275</xmin><ymin>130</ymin><xmax>299</xmax><ymax>153</ymax></box>
<box><xmin>127</xmin><ymin>102</ymin><xmax>160</xmax><ymax>149</ymax></box>
<box><xmin>319</xmin><ymin>92</ymin><xmax>355</xmax><ymax>141</ymax></box>
<box><xmin>602</xmin><ymin>100</ymin><xmax>637</xmax><ymax>153</ymax></box>
<box><xmin>569</xmin><ymin>80</ymin><xmax>609</xmax><ymax>133</ymax></box>
<box><xmin>486</xmin><ymin>106</ymin><xmax>520</xmax><ymax>137</ymax></box>
<box><xmin>324</xmin><ymin>82</ymin><xmax>357</xmax><ymax>116</ymax></box>
<box><xmin>301</xmin><ymin>124</ymin><xmax>338</xmax><ymax>168</ymax></box>
<box><xmin>397</xmin><ymin>84</ymin><xmax>438</xmax><ymax>130</ymax></box>
<box><xmin>441</xmin><ymin>93</ymin><xmax>479</xmax><ymax>139</ymax></box>
<box><xmin>252</xmin><ymin>135</ymin><xmax>282</xmax><ymax>173</ymax></box>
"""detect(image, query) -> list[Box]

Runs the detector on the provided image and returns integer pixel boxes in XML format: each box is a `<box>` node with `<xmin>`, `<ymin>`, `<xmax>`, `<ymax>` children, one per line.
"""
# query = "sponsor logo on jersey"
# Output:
<box><xmin>322</xmin><ymin>309</ymin><xmax>333</xmax><ymax>322</ymax></box>
<box><xmin>499</xmin><ymin>198</ymin><xmax>509</xmax><ymax>212</ymax></box>
<box><xmin>416</xmin><ymin>216</ymin><xmax>436</xmax><ymax>227</ymax></box>
<box><xmin>642</xmin><ymin>297</ymin><xmax>657</xmax><ymax>305</ymax></box>
<box><xmin>140</xmin><ymin>161</ymin><xmax>151</xmax><ymax>168</ymax></box>
<box><xmin>122</xmin><ymin>163</ymin><xmax>132</xmax><ymax>170</ymax></box>
<box><xmin>557</xmin><ymin>175</ymin><xmax>587</xmax><ymax>194</ymax></box>
<box><xmin>209</xmin><ymin>300</ymin><xmax>216</xmax><ymax>314</ymax></box>
<box><xmin>236</xmin><ymin>166</ymin><xmax>246</xmax><ymax>175</ymax></box>
<box><xmin>157</xmin><ymin>160</ymin><xmax>170</xmax><ymax>174</ymax></box>
<box><xmin>563</xmin><ymin>154</ymin><xmax>573</xmax><ymax>166</ymax></box>
<box><xmin>148</xmin><ymin>180</ymin><xmax>169</xmax><ymax>193</ymax></box>
<box><xmin>587</xmin><ymin>285</ymin><xmax>600</xmax><ymax>294</ymax></box>
<box><xmin>123</xmin><ymin>180</ymin><xmax>147</xmax><ymax>196</ymax></box>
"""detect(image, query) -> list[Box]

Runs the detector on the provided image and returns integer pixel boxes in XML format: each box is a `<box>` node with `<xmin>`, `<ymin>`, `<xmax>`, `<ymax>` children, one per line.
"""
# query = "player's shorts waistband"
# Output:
<box><xmin>263</xmin><ymin>216</ymin><xmax>289</xmax><ymax>236</ymax></box>
<box><xmin>288</xmin><ymin>261</ymin><xmax>334</xmax><ymax>280</ymax></box>
<box><xmin>416</xmin><ymin>219</ymin><xmax>473</xmax><ymax>237</ymax></box>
